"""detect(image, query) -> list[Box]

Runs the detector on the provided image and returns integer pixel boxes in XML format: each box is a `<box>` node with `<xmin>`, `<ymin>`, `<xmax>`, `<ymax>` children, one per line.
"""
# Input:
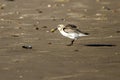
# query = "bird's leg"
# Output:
<box><xmin>67</xmin><ymin>40</ymin><xmax>75</xmax><ymax>46</ymax></box>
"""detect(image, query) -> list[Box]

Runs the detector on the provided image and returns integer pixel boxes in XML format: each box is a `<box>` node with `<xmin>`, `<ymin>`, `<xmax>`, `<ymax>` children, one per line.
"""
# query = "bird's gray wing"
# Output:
<box><xmin>63</xmin><ymin>27</ymin><xmax>89</xmax><ymax>35</ymax></box>
<box><xmin>65</xmin><ymin>24</ymin><xmax>77</xmax><ymax>28</ymax></box>
<box><xmin>63</xmin><ymin>28</ymin><xmax>80</xmax><ymax>33</ymax></box>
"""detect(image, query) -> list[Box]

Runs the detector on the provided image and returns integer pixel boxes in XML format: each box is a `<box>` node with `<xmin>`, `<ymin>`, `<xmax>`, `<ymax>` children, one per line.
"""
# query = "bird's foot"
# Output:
<box><xmin>66</xmin><ymin>40</ymin><xmax>74</xmax><ymax>46</ymax></box>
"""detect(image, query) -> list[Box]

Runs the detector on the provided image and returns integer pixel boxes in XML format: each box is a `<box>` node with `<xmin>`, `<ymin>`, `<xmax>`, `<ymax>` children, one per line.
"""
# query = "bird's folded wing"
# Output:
<box><xmin>65</xmin><ymin>24</ymin><xmax>77</xmax><ymax>28</ymax></box>
<box><xmin>63</xmin><ymin>28</ymin><xmax>81</xmax><ymax>33</ymax></box>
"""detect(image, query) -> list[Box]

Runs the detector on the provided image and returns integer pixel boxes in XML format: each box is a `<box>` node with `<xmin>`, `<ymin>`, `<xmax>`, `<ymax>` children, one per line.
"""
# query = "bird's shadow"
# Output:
<box><xmin>84</xmin><ymin>43</ymin><xmax>116</xmax><ymax>47</ymax></box>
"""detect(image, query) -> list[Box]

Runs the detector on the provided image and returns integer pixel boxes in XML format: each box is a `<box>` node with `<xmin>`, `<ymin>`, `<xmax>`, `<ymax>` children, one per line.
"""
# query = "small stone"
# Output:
<box><xmin>11</xmin><ymin>34</ymin><xmax>19</xmax><ymax>37</ymax></box>
<box><xmin>112</xmin><ymin>10</ymin><xmax>118</xmax><ymax>13</ymax></box>
<box><xmin>46</xmin><ymin>31</ymin><xmax>49</xmax><ymax>33</ymax></box>
<box><xmin>109</xmin><ymin>35</ymin><xmax>113</xmax><ymax>38</ymax></box>
<box><xmin>18</xmin><ymin>27</ymin><xmax>22</xmax><ymax>29</ymax></box>
<box><xmin>42</xmin><ymin>26</ymin><xmax>47</xmax><ymax>28</ymax></box>
<box><xmin>22</xmin><ymin>45</ymin><xmax>32</xmax><ymax>49</ymax></box>
<box><xmin>35</xmin><ymin>27</ymin><xmax>39</xmax><ymax>30</ymax></box>
<box><xmin>6</xmin><ymin>0</ymin><xmax>15</xmax><ymax>1</ymax></box>
<box><xmin>19</xmin><ymin>16</ymin><xmax>24</xmax><ymax>19</ymax></box>
<box><xmin>116</xmin><ymin>31</ymin><xmax>120</xmax><ymax>33</ymax></box>
<box><xmin>96</xmin><ymin>13</ymin><xmax>102</xmax><ymax>16</ymax></box>
<box><xmin>102</xmin><ymin>6</ymin><xmax>111</xmax><ymax>10</ymax></box>
<box><xmin>15</xmin><ymin>11</ymin><xmax>20</xmax><ymax>15</ymax></box>
<box><xmin>48</xmin><ymin>4</ymin><xmax>51</xmax><ymax>8</ymax></box>
<box><xmin>0</xmin><ymin>18</ymin><xmax>5</xmax><ymax>21</ymax></box>
<box><xmin>36</xmin><ymin>21</ymin><xmax>40</xmax><ymax>24</ymax></box>
<box><xmin>48</xmin><ymin>42</ymin><xmax>52</xmax><ymax>45</ymax></box>
<box><xmin>0</xmin><ymin>6</ymin><xmax>4</xmax><ymax>9</ymax></box>
<box><xmin>19</xmin><ymin>75</ymin><xmax>23</xmax><ymax>78</ymax></box>
<box><xmin>74</xmin><ymin>49</ymin><xmax>79</xmax><ymax>52</ymax></box>
<box><xmin>0</xmin><ymin>4</ymin><xmax>6</xmax><ymax>9</ymax></box>
<box><xmin>61</xmin><ymin>4</ymin><xmax>65</xmax><ymax>7</ymax></box>
<box><xmin>36</xmin><ymin>9</ymin><xmax>43</xmax><ymax>13</ymax></box>
<box><xmin>61</xmin><ymin>18</ymin><xmax>66</xmax><ymax>21</ymax></box>
<box><xmin>38</xmin><ymin>10</ymin><xmax>43</xmax><ymax>13</ymax></box>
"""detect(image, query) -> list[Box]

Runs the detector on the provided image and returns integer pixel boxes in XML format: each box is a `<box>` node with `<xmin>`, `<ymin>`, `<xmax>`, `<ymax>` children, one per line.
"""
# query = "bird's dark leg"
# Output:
<box><xmin>67</xmin><ymin>40</ymin><xmax>75</xmax><ymax>46</ymax></box>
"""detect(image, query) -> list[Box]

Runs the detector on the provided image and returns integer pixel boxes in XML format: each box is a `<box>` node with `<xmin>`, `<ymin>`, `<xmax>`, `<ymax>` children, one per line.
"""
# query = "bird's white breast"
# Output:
<box><xmin>59</xmin><ymin>29</ymin><xmax>80</xmax><ymax>39</ymax></box>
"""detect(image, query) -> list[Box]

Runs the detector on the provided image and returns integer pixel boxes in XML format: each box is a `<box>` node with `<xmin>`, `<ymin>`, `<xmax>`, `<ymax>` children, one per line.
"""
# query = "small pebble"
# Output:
<box><xmin>38</xmin><ymin>11</ymin><xmax>43</xmax><ymax>13</ymax></box>
<box><xmin>19</xmin><ymin>16</ymin><xmax>24</xmax><ymax>19</ymax></box>
<box><xmin>0</xmin><ymin>4</ymin><xmax>6</xmax><ymax>9</ymax></box>
<box><xmin>48</xmin><ymin>4</ymin><xmax>51</xmax><ymax>8</ymax></box>
<box><xmin>36</xmin><ymin>9</ymin><xmax>43</xmax><ymax>13</ymax></box>
<box><xmin>36</xmin><ymin>21</ymin><xmax>40</xmax><ymax>24</ymax></box>
<box><xmin>96</xmin><ymin>13</ymin><xmax>102</xmax><ymax>16</ymax></box>
<box><xmin>61</xmin><ymin>4</ymin><xmax>65</xmax><ymax>7</ymax></box>
<box><xmin>109</xmin><ymin>35</ymin><xmax>113</xmax><ymax>38</ymax></box>
<box><xmin>0</xmin><ymin>6</ymin><xmax>4</xmax><ymax>9</ymax></box>
<box><xmin>48</xmin><ymin>42</ymin><xmax>52</xmax><ymax>45</ymax></box>
<box><xmin>74</xmin><ymin>49</ymin><xmax>79</xmax><ymax>52</ymax></box>
<box><xmin>35</xmin><ymin>27</ymin><xmax>39</xmax><ymax>30</ymax></box>
<box><xmin>61</xmin><ymin>18</ymin><xmax>66</xmax><ymax>21</ymax></box>
<box><xmin>11</xmin><ymin>34</ymin><xmax>19</xmax><ymax>37</ymax></box>
<box><xmin>116</xmin><ymin>31</ymin><xmax>120</xmax><ymax>33</ymax></box>
<box><xmin>42</xmin><ymin>26</ymin><xmax>47</xmax><ymax>28</ymax></box>
<box><xmin>102</xmin><ymin>6</ymin><xmax>111</xmax><ymax>10</ymax></box>
<box><xmin>0</xmin><ymin>18</ymin><xmax>5</xmax><ymax>21</ymax></box>
<box><xmin>15</xmin><ymin>11</ymin><xmax>20</xmax><ymax>15</ymax></box>
<box><xmin>112</xmin><ymin>10</ymin><xmax>118</xmax><ymax>13</ymax></box>
<box><xmin>19</xmin><ymin>75</ymin><xmax>23</xmax><ymax>78</ymax></box>
<box><xmin>22</xmin><ymin>45</ymin><xmax>32</xmax><ymax>49</ymax></box>
<box><xmin>46</xmin><ymin>31</ymin><xmax>49</xmax><ymax>33</ymax></box>
<box><xmin>6</xmin><ymin>0</ymin><xmax>15</xmax><ymax>1</ymax></box>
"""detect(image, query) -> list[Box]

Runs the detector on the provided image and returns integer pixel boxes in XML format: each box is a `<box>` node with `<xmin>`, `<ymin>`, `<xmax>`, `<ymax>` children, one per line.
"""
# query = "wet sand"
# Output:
<box><xmin>0</xmin><ymin>0</ymin><xmax>120</xmax><ymax>80</ymax></box>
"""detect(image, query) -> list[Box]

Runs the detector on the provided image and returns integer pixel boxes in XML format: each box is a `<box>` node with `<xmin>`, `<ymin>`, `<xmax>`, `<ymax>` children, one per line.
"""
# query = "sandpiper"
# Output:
<box><xmin>51</xmin><ymin>24</ymin><xmax>89</xmax><ymax>46</ymax></box>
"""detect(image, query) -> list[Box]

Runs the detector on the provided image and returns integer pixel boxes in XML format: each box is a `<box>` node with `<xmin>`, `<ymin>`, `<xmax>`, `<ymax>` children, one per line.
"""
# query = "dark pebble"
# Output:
<box><xmin>22</xmin><ymin>45</ymin><xmax>32</xmax><ymax>49</ymax></box>
<box><xmin>48</xmin><ymin>42</ymin><xmax>52</xmax><ymax>45</ymax></box>
<box><xmin>35</xmin><ymin>27</ymin><xmax>39</xmax><ymax>30</ymax></box>
<box><xmin>116</xmin><ymin>31</ymin><xmax>120</xmax><ymax>33</ymax></box>
<box><xmin>74</xmin><ymin>49</ymin><xmax>79</xmax><ymax>52</ymax></box>
<box><xmin>61</xmin><ymin>18</ymin><xmax>65</xmax><ymax>21</ymax></box>
<box><xmin>36</xmin><ymin>9</ymin><xmax>43</xmax><ymax>13</ymax></box>
<box><xmin>0</xmin><ymin>7</ymin><xmax>4</xmax><ymax>9</ymax></box>
<box><xmin>38</xmin><ymin>11</ymin><xmax>43</xmax><ymax>13</ymax></box>
<box><xmin>11</xmin><ymin>35</ymin><xmax>19</xmax><ymax>37</ymax></box>
<box><xmin>42</xmin><ymin>26</ymin><xmax>47</xmax><ymax>28</ymax></box>
<box><xmin>6</xmin><ymin>0</ymin><xmax>15</xmax><ymax>1</ymax></box>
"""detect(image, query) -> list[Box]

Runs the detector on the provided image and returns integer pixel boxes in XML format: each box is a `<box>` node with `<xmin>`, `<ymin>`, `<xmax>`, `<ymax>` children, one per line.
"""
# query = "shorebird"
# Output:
<box><xmin>51</xmin><ymin>24</ymin><xmax>89</xmax><ymax>46</ymax></box>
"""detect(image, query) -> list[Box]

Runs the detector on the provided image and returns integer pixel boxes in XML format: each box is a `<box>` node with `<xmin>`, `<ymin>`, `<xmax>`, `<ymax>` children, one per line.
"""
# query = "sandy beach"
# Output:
<box><xmin>0</xmin><ymin>0</ymin><xmax>120</xmax><ymax>80</ymax></box>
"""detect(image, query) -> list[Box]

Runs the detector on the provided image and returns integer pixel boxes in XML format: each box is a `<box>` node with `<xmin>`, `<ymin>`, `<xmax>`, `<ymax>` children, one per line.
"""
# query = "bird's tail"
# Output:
<box><xmin>79</xmin><ymin>32</ymin><xmax>89</xmax><ymax>37</ymax></box>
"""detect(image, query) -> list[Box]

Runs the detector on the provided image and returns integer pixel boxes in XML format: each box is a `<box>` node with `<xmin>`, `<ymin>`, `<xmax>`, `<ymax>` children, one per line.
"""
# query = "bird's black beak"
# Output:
<box><xmin>51</xmin><ymin>28</ymin><xmax>57</xmax><ymax>33</ymax></box>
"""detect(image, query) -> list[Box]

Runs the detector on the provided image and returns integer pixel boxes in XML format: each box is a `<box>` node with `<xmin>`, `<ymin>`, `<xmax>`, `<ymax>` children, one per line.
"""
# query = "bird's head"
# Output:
<box><xmin>51</xmin><ymin>24</ymin><xmax>65</xmax><ymax>32</ymax></box>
